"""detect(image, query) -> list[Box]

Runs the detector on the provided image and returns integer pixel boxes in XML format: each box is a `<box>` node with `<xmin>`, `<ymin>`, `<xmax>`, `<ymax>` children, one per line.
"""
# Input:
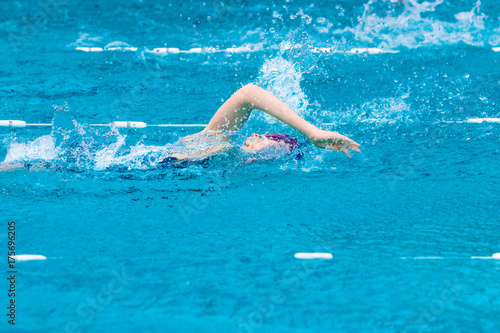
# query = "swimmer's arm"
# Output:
<box><xmin>203</xmin><ymin>84</ymin><xmax>317</xmax><ymax>136</ymax></box>
<box><xmin>203</xmin><ymin>84</ymin><xmax>360</xmax><ymax>156</ymax></box>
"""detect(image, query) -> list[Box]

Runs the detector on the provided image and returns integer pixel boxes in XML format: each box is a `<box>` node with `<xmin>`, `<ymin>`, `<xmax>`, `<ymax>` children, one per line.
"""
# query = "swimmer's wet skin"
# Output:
<box><xmin>170</xmin><ymin>84</ymin><xmax>361</xmax><ymax>161</ymax></box>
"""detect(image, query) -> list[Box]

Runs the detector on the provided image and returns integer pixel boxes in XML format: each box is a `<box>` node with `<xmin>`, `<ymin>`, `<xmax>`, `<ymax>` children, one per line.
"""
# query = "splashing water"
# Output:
<box><xmin>332</xmin><ymin>0</ymin><xmax>495</xmax><ymax>49</ymax></box>
<box><xmin>255</xmin><ymin>27</ymin><xmax>320</xmax><ymax>127</ymax></box>
<box><xmin>1</xmin><ymin>105</ymin><xmax>181</xmax><ymax>172</ymax></box>
<box><xmin>3</xmin><ymin>135</ymin><xmax>59</xmax><ymax>164</ymax></box>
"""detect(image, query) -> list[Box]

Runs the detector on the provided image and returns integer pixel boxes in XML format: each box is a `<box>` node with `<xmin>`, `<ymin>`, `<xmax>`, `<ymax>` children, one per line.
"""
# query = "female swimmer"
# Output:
<box><xmin>0</xmin><ymin>84</ymin><xmax>360</xmax><ymax>172</ymax></box>
<box><xmin>168</xmin><ymin>84</ymin><xmax>360</xmax><ymax>161</ymax></box>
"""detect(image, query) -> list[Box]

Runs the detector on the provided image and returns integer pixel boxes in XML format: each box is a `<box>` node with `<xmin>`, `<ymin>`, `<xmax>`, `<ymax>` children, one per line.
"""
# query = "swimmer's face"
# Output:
<box><xmin>244</xmin><ymin>134</ymin><xmax>290</xmax><ymax>153</ymax></box>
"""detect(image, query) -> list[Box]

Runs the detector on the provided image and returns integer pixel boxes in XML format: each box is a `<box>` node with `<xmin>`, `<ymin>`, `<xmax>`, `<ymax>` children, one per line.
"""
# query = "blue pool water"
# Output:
<box><xmin>1</xmin><ymin>0</ymin><xmax>499</xmax><ymax>332</ymax></box>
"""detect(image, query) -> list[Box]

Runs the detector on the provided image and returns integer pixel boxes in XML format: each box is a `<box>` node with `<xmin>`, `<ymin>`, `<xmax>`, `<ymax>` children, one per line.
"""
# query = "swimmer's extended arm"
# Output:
<box><xmin>203</xmin><ymin>84</ymin><xmax>360</xmax><ymax>157</ymax></box>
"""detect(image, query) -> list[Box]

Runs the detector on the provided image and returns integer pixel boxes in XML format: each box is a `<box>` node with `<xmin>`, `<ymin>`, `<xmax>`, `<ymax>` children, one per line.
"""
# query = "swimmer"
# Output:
<box><xmin>0</xmin><ymin>84</ymin><xmax>360</xmax><ymax>171</ymax></box>
<box><xmin>168</xmin><ymin>84</ymin><xmax>360</xmax><ymax>161</ymax></box>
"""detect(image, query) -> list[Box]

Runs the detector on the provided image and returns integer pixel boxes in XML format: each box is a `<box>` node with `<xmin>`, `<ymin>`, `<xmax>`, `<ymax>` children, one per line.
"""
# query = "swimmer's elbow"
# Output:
<box><xmin>239</xmin><ymin>83</ymin><xmax>259</xmax><ymax>96</ymax></box>
<box><xmin>238</xmin><ymin>84</ymin><xmax>261</xmax><ymax>105</ymax></box>
<box><xmin>243</xmin><ymin>83</ymin><xmax>258</xmax><ymax>89</ymax></box>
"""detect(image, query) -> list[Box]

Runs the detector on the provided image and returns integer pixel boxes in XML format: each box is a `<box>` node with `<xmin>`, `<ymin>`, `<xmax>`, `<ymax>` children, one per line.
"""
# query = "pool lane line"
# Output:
<box><xmin>74</xmin><ymin>46</ymin><xmax>401</xmax><ymax>54</ymax></box>
<box><xmin>8</xmin><ymin>254</ymin><xmax>500</xmax><ymax>261</ymax></box>
<box><xmin>74</xmin><ymin>46</ymin><xmax>500</xmax><ymax>54</ymax></box>
<box><xmin>401</xmin><ymin>255</ymin><xmax>500</xmax><ymax>260</ymax></box>
<box><xmin>294</xmin><ymin>253</ymin><xmax>500</xmax><ymax>260</ymax></box>
<box><xmin>2</xmin><ymin>118</ymin><xmax>499</xmax><ymax>130</ymax></box>
<box><xmin>0</xmin><ymin>120</ymin><xmax>207</xmax><ymax>129</ymax></box>
<box><xmin>322</xmin><ymin>118</ymin><xmax>500</xmax><ymax>126</ymax></box>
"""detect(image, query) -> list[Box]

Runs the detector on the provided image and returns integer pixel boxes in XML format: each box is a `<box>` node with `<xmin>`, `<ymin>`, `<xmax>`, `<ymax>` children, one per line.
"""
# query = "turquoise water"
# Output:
<box><xmin>1</xmin><ymin>0</ymin><xmax>499</xmax><ymax>332</ymax></box>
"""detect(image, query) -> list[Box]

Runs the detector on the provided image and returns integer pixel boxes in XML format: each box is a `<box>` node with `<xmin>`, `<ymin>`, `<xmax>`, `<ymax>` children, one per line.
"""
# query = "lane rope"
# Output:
<box><xmin>294</xmin><ymin>253</ymin><xmax>500</xmax><ymax>260</ymax></box>
<box><xmin>1</xmin><ymin>118</ymin><xmax>499</xmax><ymax>129</ymax></box>
<box><xmin>74</xmin><ymin>46</ymin><xmax>401</xmax><ymax>54</ymax></box>
<box><xmin>7</xmin><ymin>253</ymin><xmax>500</xmax><ymax>261</ymax></box>
<box><xmin>0</xmin><ymin>120</ymin><xmax>207</xmax><ymax>129</ymax></box>
<box><xmin>401</xmin><ymin>254</ymin><xmax>500</xmax><ymax>260</ymax></box>
<box><xmin>73</xmin><ymin>46</ymin><xmax>500</xmax><ymax>54</ymax></box>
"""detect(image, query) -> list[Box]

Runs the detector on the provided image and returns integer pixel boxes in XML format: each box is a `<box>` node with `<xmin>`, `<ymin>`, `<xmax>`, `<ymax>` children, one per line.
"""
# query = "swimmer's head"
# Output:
<box><xmin>244</xmin><ymin>133</ymin><xmax>300</xmax><ymax>154</ymax></box>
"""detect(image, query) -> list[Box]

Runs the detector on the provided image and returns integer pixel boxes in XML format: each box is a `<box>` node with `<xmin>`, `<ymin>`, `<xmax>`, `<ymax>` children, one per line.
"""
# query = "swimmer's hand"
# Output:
<box><xmin>308</xmin><ymin>129</ymin><xmax>361</xmax><ymax>158</ymax></box>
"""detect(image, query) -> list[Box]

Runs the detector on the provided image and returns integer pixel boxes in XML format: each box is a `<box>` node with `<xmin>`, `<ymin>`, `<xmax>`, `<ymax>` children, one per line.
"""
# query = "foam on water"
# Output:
<box><xmin>331</xmin><ymin>0</ymin><xmax>497</xmax><ymax>49</ymax></box>
<box><xmin>3</xmin><ymin>135</ymin><xmax>59</xmax><ymax>164</ymax></box>
<box><xmin>1</xmin><ymin>103</ymin><xmax>315</xmax><ymax>173</ymax></box>
<box><xmin>1</xmin><ymin>105</ymin><xmax>176</xmax><ymax>172</ymax></box>
<box><xmin>254</xmin><ymin>28</ymin><xmax>320</xmax><ymax>128</ymax></box>
<box><xmin>63</xmin><ymin>0</ymin><xmax>500</xmax><ymax>60</ymax></box>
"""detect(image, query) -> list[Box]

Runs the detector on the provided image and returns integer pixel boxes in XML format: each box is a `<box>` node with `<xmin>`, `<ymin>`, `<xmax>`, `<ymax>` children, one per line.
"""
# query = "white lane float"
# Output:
<box><xmin>0</xmin><ymin>120</ymin><xmax>27</xmax><ymax>128</ymax></box>
<box><xmin>11</xmin><ymin>254</ymin><xmax>47</xmax><ymax>261</ymax></box>
<box><xmin>111</xmin><ymin>121</ymin><xmax>147</xmax><ymax>129</ymax></box>
<box><xmin>294</xmin><ymin>253</ymin><xmax>333</xmax><ymax>259</ymax></box>
<box><xmin>75</xmin><ymin>47</ymin><xmax>104</xmax><ymax>52</ymax></box>
<box><xmin>188</xmin><ymin>48</ymin><xmax>203</xmax><ymax>53</ymax></box>
<box><xmin>493</xmin><ymin>47</ymin><xmax>500</xmax><ymax>52</ymax></box>
<box><xmin>151</xmin><ymin>47</ymin><xmax>180</xmax><ymax>54</ymax></box>
<box><xmin>344</xmin><ymin>47</ymin><xmax>399</xmax><ymax>54</ymax></box>
<box><xmin>105</xmin><ymin>46</ymin><xmax>138</xmax><ymax>52</ymax></box>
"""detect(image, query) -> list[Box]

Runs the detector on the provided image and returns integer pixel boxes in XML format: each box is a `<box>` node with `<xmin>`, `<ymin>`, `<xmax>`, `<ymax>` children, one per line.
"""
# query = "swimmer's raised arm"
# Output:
<box><xmin>202</xmin><ymin>84</ymin><xmax>360</xmax><ymax>157</ymax></box>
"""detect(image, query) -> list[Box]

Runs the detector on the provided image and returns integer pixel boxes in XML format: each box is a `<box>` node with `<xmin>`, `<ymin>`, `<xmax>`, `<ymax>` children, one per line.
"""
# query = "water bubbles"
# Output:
<box><xmin>3</xmin><ymin>135</ymin><xmax>59</xmax><ymax>164</ymax></box>
<box><xmin>254</xmin><ymin>29</ymin><xmax>320</xmax><ymax>127</ymax></box>
<box><xmin>331</xmin><ymin>0</ymin><xmax>497</xmax><ymax>49</ymax></box>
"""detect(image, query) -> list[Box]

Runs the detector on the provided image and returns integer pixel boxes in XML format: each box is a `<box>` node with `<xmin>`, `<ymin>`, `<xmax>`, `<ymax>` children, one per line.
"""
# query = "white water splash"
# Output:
<box><xmin>255</xmin><ymin>28</ymin><xmax>320</xmax><ymax>126</ymax></box>
<box><xmin>93</xmin><ymin>141</ymin><xmax>173</xmax><ymax>171</ymax></box>
<box><xmin>332</xmin><ymin>0</ymin><xmax>496</xmax><ymax>49</ymax></box>
<box><xmin>3</xmin><ymin>135</ymin><xmax>59</xmax><ymax>163</ymax></box>
<box><xmin>257</xmin><ymin>56</ymin><xmax>310</xmax><ymax>121</ymax></box>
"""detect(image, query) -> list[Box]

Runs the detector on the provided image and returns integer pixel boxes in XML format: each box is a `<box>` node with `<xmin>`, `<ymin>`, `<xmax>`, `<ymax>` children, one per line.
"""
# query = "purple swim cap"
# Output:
<box><xmin>264</xmin><ymin>133</ymin><xmax>300</xmax><ymax>151</ymax></box>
